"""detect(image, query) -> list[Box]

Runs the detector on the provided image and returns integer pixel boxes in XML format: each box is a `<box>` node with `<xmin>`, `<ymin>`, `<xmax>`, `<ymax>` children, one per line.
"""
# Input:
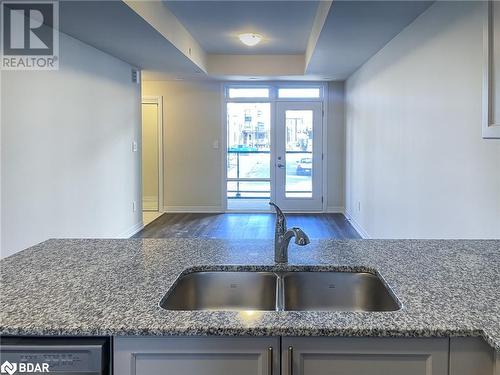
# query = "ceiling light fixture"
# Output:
<box><xmin>238</xmin><ymin>33</ymin><xmax>262</xmax><ymax>47</ymax></box>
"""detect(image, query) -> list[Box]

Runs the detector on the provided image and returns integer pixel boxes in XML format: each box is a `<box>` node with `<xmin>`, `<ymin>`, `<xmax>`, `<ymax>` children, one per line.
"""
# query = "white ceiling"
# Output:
<box><xmin>307</xmin><ymin>1</ymin><xmax>434</xmax><ymax>79</ymax></box>
<box><xmin>164</xmin><ymin>1</ymin><xmax>319</xmax><ymax>54</ymax></box>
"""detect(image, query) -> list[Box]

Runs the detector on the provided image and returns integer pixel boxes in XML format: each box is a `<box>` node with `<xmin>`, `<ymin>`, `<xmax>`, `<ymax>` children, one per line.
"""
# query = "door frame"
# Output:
<box><xmin>141</xmin><ymin>96</ymin><xmax>164</xmax><ymax>213</ymax></box>
<box><xmin>221</xmin><ymin>82</ymin><xmax>328</xmax><ymax>213</ymax></box>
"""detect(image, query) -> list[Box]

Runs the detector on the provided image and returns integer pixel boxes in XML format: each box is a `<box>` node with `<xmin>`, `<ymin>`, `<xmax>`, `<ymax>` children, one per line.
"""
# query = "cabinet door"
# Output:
<box><xmin>449</xmin><ymin>337</ymin><xmax>495</xmax><ymax>375</ymax></box>
<box><xmin>282</xmin><ymin>337</ymin><xmax>448</xmax><ymax>375</ymax></box>
<box><xmin>114</xmin><ymin>336</ymin><xmax>280</xmax><ymax>375</ymax></box>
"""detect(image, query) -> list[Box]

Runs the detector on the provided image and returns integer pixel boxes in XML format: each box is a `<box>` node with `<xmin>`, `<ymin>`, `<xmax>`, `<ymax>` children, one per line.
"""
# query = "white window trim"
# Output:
<box><xmin>224</xmin><ymin>82</ymin><xmax>324</xmax><ymax>102</ymax></box>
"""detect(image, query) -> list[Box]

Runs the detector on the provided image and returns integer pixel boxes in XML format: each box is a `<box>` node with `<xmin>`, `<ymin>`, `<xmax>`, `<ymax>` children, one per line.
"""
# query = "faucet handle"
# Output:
<box><xmin>291</xmin><ymin>227</ymin><xmax>310</xmax><ymax>246</ymax></box>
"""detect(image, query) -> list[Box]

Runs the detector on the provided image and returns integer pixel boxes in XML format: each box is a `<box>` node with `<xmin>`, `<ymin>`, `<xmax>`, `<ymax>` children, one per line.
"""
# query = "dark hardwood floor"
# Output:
<box><xmin>134</xmin><ymin>213</ymin><xmax>361</xmax><ymax>239</ymax></box>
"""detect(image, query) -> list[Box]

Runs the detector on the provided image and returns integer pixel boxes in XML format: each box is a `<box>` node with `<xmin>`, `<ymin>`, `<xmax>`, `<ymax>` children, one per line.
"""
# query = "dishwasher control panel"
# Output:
<box><xmin>0</xmin><ymin>337</ymin><xmax>109</xmax><ymax>374</ymax></box>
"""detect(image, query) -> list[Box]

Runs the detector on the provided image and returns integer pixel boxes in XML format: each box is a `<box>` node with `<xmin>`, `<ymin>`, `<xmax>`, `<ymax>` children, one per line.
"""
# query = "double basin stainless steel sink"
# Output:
<box><xmin>160</xmin><ymin>269</ymin><xmax>401</xmax><ymax>312</ymax></box>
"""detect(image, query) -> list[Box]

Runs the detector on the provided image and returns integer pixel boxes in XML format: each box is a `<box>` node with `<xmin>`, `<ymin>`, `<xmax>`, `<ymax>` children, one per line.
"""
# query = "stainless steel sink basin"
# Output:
<box><xmin>282</xmin><ymin>271</ymin><xmax>400</xmax><ymax>311</ymax></box>
<box><xmin>160</xmin><ymin>269</ymin><xmax>400</xmax><ymax>312</ymax></box>
<box><xmin>160</xmin><ymin>271</ymin><xmax>278</xmax><ymax>311</ymax></box>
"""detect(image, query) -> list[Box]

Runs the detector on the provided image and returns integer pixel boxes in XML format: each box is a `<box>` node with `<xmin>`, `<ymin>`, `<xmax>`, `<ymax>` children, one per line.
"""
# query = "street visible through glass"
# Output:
<box><xmin>227</xmin><ymin>102</ymin><xmax>270</xmax><ymax>198</ymax></box>
<box><xmin>285</xmin><ymin>110</ymin><xmax>313</xmax><ymax>198</ymax></box>
<box><xmin>227</xmin><ymin>103</ymin><xmax>313</xmax><ymax>199</ymax></box>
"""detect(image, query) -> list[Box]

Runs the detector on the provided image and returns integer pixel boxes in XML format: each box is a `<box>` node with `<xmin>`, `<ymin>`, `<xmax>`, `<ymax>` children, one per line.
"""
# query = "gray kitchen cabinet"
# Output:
<box><xmin>449</xmin><ymin>337</ymin><xmax>496</xmax><ymax>375</ymax></box>
<box><xmin>113</xmin><ymin>336</ymin><xmax>280</xmax><ymax>375</ymax></box>
<box><xmin>281</xmin><ymin>337</ymin><xmax>449</xmax><ymax>375</ymax></box>
<box><xmin>114</xmin><ymin>336</ymin><xmax>498</xmax><ymax>375</ymax></box>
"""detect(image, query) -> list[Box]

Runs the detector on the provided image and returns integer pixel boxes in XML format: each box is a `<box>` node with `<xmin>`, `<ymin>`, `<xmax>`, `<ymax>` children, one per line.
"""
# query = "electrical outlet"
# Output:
<box><xmin>132</xmin><ymin>141</ymin><xmax>138</xmax><ymax>152</ymax></box>
<box><xmin>358</xmin><ymin>201</ymin><xmax>361</xmax><ymax>212</ymax></box>
<box><xmin>132</xmin><ymin>201</ymin><xmax>137</xmax><ymax>212</ymax></box>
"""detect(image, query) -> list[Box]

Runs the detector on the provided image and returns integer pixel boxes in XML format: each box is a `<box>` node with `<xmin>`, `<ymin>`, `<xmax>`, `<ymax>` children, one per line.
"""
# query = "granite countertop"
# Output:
<box><xmin>0</xmin><ymin>239</ymin><xmax>499</xmax><ymax>352</ymax></box>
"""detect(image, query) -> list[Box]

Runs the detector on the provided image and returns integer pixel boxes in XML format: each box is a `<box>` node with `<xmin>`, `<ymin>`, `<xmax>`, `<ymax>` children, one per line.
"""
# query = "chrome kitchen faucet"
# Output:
<box><xmin>269</xmin><ymin>201</ymin><xmax>310</xmax><ymax>263</ymax></box>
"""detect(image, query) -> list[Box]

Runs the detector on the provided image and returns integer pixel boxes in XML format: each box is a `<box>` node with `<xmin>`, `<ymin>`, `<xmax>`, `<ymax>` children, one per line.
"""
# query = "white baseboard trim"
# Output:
<box><xmin>163</xmin><ymin>205</ymin><xmax>223</xmax><ymax>213</ymax></box>
<box><xmin>326</xmin><ymin>206</ymin><xmax>345</xmax><ymax>214</ymax></box>
<box><xmin>225</xmin><ymin>209</ymin><xmax>272</xmax><ymax>213</ymax></box>
<box><xmin>118</xmin><ymin>221</ymin><xmax>144</xmax><ymax>238</ymax></box>
<box><xmin>344</xmin><ymin>209</ymin><xmax>371</xmax><ymax>239</ymax></box>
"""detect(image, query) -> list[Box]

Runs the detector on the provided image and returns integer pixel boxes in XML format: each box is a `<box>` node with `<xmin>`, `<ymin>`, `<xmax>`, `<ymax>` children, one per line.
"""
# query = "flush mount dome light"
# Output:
<box><xmin>238</xmin><ymin>33</ymin><xmax>262</xmax><ymax>47</ymax></box>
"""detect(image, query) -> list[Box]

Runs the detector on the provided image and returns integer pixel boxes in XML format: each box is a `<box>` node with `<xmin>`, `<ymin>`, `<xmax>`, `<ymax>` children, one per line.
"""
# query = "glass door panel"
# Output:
<box><xmin>285</xmin><ymin>110</ymin><xmax>313</xmax><ymax>198</ymax></box>
<box><xmin>226</xmin><ymin>102</ymin><xmax>271</xmax><ymax>209</ymax></box>
<box><xmin>275</xmin><ymin>102</ymin><xmax>323</xmax><ymax>211</ymax></box>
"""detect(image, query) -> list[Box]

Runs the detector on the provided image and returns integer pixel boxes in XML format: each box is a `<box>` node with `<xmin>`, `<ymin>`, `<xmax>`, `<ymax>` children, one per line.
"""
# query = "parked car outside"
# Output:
<box><xmin>296</xmin><ymin>157</ymin><xmax>312</xmax><ymax>175</ymax></box>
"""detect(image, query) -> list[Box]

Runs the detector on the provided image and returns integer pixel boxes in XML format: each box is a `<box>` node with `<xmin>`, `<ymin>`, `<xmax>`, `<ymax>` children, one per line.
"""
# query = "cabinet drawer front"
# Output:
<box><xmin>282</xmin><ymin>337</ymin><xmax>449</xmax><ymax>375</ymax></box>
<box><xmin>114</xmin><ymin>336</ymin><xmax>280</xmax><ymax>375</ymax></box>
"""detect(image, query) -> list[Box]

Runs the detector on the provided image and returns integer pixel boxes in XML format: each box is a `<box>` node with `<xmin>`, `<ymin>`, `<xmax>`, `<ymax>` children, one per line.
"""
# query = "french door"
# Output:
<box><xmin>225</xmin><ymin>87</ymin><xmax>324</xmax><ymax>212</ymax></box>
<box><xmin>274</xmin><ymin>102</ymin><xmax>323</xmax><ymax>211</ymax></box>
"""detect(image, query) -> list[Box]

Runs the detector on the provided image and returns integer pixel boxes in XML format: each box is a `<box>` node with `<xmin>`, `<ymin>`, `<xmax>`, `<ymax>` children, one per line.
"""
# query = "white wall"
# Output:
<box><xmin>142</xmin><ymin>80</ymin><xmax>346</xmax><ymax>212</ymax></box>
<box><xmin>142</xmin><ymin>80</ymin><xmax>223</xmax><ymax>211</ymax></box>
<box><xmin>1</xmin><ymin>32</ymin><xmax>142</xmax><ymax>257</ymax></box>
<box><xmin>345</xmin><ymin>1</ymin><xmax>500</xmax><ymax>239</ymax></box>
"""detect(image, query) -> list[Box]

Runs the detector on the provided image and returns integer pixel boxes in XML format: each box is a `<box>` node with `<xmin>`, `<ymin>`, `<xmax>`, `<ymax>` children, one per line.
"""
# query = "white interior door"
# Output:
<box><xmin>274</xmin><ymin>102</ymin><xmax>323</xmax><ymax>211</ymax></box>
<box><xmin>141</xmin><ymin>97</ymin><xmax>163</xmax><ymax>213</ymax></box>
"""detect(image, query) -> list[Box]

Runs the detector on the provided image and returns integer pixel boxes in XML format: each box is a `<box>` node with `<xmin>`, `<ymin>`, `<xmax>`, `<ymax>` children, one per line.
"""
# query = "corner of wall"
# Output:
<box><xmin>344</xmin><ymin>209</ymin><xmax>370</xmax><ymax>239</ymax></box>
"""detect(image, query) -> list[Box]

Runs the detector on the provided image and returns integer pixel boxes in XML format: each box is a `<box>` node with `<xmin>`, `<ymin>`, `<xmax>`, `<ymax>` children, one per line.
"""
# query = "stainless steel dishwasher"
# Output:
<box><xmin>0</xmin><ymin>337</ymin><xmax>110</xmax><ymax>374</ymax></box>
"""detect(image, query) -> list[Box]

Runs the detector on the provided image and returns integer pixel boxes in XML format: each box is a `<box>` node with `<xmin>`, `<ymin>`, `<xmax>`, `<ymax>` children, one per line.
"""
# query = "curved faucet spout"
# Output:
<box><xmin>269</xmin><ymin>201</ymin><xmax>310</xmax><ymax>263</ymax></box>
<box><xmin>269</xmin><ymin>201</ymin><xmax>282</xmax><ymax>214</ymax></box>
<box><xmin>269</xmin><ymin>201</ymin><xmax>286</xmax><ymax>230</ymax></box>
<box><xmin>269</xmin><ymin>201</ymin><xmax>286</xmax><ymax>245</ymax></box>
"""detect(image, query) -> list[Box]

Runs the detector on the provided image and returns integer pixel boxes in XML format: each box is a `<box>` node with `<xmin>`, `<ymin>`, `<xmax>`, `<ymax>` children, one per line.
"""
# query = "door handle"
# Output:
<box><xmin>268</xmin><ymin>347</ymin><xmax>273</xmax><ymax>375</ymax></box>
<box><xmin>277</xmin><ymin>163</ymin><xmax>285</xmax><ymax>168</ymax></box>
<box><xmin>288</xmin><ymin>346</ymin><xmax>293</xmax><ymax>375</ymax></box>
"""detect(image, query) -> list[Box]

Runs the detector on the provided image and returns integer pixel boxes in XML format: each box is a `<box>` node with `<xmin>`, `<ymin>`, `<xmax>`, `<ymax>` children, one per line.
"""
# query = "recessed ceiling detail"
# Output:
<box><xmin>57</xmin><ymin>0</ymin><xmax>434</xmax><ymax>81</ymax></box>
<box><xmin>164</xmin><ymin>1</ymin><xmax>319</xmax><ymax>54</ymax></box>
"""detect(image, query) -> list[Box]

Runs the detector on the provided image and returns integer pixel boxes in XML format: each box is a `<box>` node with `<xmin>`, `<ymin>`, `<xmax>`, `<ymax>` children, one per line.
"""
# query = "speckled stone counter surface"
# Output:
<box><xmin>1</xmin><ymin>239</ymin><xmax>499</xmax><ymax>351</ymax></box>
